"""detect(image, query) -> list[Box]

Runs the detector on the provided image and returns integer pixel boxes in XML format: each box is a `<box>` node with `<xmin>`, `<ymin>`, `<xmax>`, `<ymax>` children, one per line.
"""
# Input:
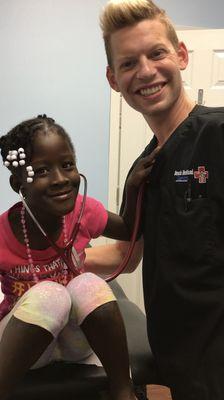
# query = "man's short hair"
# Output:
<box><xmin>100</xmin><ymin>0</ymin><xmax>179</xmax><ymax>68</ymax></box>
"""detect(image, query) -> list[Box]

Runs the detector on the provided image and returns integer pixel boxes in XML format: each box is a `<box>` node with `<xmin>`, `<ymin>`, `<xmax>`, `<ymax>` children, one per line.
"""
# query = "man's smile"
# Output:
<box><xmin>135</xmin><ymin>82</ymin><xmax>166</xmax><ymax>97</ymax></box>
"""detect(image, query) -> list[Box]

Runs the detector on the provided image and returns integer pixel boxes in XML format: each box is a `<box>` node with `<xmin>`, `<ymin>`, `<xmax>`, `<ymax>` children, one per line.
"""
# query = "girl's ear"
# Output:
<box><xmin>9</xmin><ymin>175</ymin><xmax>22</xmax><ymax>194</ymax></box>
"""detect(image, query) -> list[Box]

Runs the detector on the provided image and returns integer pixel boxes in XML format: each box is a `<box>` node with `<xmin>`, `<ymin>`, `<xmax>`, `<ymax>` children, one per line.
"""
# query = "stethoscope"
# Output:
<box><xmin>19</xmin><ymin>173</ymin><xmax>144</xmax><ymax>282</ymax></box>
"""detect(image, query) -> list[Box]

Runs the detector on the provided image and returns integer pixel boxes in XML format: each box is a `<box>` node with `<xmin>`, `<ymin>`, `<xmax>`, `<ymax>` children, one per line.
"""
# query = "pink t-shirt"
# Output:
<box><xmin>0</xmin><ymin>194</ymin><xmax>108</xmax><ymax>320</ymax></box>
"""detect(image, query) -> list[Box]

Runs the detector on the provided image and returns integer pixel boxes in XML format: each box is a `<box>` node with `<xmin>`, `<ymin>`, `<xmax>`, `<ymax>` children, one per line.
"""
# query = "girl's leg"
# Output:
<box><xmin>0</xmin><ymin>281</ymin><xmax>71</xmax><ymax>400</ymax></box>
<box><xmin>0</xmin><ymin>316</ymin><xmax>53</xmax><ymax>399</ymax></box>
<box><xmin>82</xmin><ymin>301</ymin><xmax>135</xmax><ymax>400</ymax></box>
<box><xmin>67</xmin><ymin>273</ymin><xmax>136</xmax><ymax>400</ymax></box>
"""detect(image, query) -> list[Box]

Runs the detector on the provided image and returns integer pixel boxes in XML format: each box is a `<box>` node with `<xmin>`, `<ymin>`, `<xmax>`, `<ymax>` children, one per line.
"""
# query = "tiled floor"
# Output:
<box><xmin>147</xmin><ymin>385</ymin><xmax>172</xmax><ymax>400</ymax></box>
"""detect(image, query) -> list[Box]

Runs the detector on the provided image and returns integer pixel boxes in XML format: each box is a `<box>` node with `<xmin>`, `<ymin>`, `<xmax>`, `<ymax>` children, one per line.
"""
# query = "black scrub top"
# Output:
<box><xmin>124</xmin><ymin>105</ymin><xmax>224</xmax><ymax>397</ymax></box>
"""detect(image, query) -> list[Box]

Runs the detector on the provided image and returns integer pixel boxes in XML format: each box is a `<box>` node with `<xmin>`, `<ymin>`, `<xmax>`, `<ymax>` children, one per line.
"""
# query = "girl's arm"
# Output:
<box><xmin>85</xmin><ymin>237</ymin><xmax>143</xmax><ymax>275</ymax></box>
<box><xmin>103</xmin><ymin>146</ymin><xmax>160</xmax><ymax>240</ymax></box>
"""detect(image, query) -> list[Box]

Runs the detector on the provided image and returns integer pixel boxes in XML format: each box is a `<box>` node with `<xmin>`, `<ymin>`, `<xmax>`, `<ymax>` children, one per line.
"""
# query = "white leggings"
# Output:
<box><xmin>0</xmin><ymin>273</ymin><xmax>116</xmax><ymax>369</ymax></box>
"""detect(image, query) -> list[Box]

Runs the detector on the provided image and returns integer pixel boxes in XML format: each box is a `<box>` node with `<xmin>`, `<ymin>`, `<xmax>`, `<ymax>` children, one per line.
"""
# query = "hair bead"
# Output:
<box><xmin>27</xmin><ymin>177</ymin><xmax>33</xmax><ymax>183</ymax></box>
<box><xmin>3</xmin><ymin>149</ymin><xmax>35</xmax><ymax>182</ymax></box>
<box><xmin>28</xmin><ymin>171</ymin><xmax>34</xmax><ymax>177</ymax></box>
<box><xmin>19</xmin><ymin>160</ymin><xmax>26</xmax><ymax>166</ymax></box>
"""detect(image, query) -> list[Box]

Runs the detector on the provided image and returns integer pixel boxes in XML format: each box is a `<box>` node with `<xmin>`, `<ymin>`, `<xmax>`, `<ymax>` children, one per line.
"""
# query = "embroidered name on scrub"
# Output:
<box><xmin>174</xmin><ymin>167</ymin><xmax>209</xmax><ymax>184</ymax></box>
<box><xmin>174</xmin><ymin>169</ymin><xmax>193</xmax><ymax>183</ymax></box>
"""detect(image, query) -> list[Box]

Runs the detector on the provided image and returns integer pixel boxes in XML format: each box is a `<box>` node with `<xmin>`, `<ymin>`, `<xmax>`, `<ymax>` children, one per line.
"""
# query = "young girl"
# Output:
<box><xmin>0</xmin><ymin>115</ymin><xmax>157</xmax><ymax>400</ymax></box>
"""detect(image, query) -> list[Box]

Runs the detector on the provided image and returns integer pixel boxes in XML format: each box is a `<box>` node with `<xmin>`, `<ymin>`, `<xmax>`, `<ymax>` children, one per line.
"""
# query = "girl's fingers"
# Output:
<box><xmin>135</xmin><ymin>146</ymin><xmax>160</xmax><ymax>173</ymax></box>
<box><xmin>127</xmin><ymin>146</ymin><xmax>161</xmax><ymax>187</ymax></box>
<box><xmin>142</xmin><ymin>146</ymin><xmax>161</xmax><ymax>166</ymax></box>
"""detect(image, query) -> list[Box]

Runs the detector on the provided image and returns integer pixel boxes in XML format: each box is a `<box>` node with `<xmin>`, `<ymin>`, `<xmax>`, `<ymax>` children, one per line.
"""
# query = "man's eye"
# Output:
<box><xmin>120</xmin><ymin>60</ymin><xmax>136</xmax><ymax>70</ymax></box>
<box><xmin>151</xmin><ymin>49</ymin><xmax>167</xmax><ymax>60</ymax></box>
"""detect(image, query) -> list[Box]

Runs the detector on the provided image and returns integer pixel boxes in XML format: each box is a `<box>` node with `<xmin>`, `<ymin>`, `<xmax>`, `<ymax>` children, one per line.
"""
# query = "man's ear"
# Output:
<box><xmin>9</xmin><ymin>175</ymin><xmax>22</xmax><ymax>194</ymax></box>
<box><xmin>106</xmin><ymin>66</ymin><xmax>120</xmax><ymax>92</ymax></box>
<box><xmin>177</xmin><ymin>41</ymin><xmax>189</xmax><ymax>71</ymax></box>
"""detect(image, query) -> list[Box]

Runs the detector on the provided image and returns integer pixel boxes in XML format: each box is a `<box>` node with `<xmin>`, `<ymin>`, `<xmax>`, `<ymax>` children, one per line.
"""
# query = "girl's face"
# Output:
<box><xmin>21</xmin><ymin>131</ymin><xmax>80</xmax><ymax>222</ymax></box>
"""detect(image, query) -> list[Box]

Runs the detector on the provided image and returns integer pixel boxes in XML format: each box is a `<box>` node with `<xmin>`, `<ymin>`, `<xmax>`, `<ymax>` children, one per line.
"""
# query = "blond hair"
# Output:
<box><xmin>100</xmin><ymin>0</ymin><xmax>179</xmax><ymax>67</ymax></box>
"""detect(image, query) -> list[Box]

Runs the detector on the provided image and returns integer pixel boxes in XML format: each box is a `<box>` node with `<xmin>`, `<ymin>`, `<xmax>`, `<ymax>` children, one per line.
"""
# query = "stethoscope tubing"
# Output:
<box><xmin>19</xmin><ymin>174</ymin><xmax>144</xmax><ymax>282</ymax></box>
<box><xmin>105</xmin><ymin>183</ymin><xmax>144</xmax><ymax>282</ymax></box>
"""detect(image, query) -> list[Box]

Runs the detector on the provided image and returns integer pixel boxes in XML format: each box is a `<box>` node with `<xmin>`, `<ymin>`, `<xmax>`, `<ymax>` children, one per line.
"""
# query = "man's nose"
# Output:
<box><xmin>136</xmin><ymin>56</ymin><xmax>156</xmax><ymax>80</ymax></box>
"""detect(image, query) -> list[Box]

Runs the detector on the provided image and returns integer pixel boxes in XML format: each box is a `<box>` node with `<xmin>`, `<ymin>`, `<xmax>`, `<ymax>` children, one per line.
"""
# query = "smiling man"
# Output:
<box><xmin>85</xmin><ymin>1</ymin><xmax>224</xmax><ymax>399</ymax></box>
<box><xmin>104</xmin><ymin>2</ymin><xmax>193</xmax><ymax>144</ymax></box>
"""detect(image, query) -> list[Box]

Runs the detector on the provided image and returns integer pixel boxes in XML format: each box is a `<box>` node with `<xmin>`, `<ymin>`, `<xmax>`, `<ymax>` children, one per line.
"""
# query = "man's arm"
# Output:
<box><xmin>85</xmin><ymin>237</ymin><xmax>143</xmax><ymax>275</ymax></box>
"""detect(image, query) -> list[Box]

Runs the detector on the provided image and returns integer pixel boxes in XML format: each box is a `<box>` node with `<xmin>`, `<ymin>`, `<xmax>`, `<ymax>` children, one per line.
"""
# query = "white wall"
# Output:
<box><xmin>0</xmin><ymin>0</ymin><xmax>224</xmax><ymax>214</ymax></box>
<box><xmin>0</xmin><ymin>0</ymin><xmax>109</xmax><ymax>212</ymax></box>
<box><xmin>158</xmin><ymin>0</ymin><xmax>224</xmax><ymax>28</ymax></box>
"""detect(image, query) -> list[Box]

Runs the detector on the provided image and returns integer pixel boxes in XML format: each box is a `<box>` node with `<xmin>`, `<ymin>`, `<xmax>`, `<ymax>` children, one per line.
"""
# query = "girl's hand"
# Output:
<box><xmin>104</xmin><ymin>146</ymin><xmax>161</xmax><ymax>241</ymax></box>
<box><xmin>126</xmin><ymin>146</ymin><xmax>161</xmax><ymax>190</ymax></box>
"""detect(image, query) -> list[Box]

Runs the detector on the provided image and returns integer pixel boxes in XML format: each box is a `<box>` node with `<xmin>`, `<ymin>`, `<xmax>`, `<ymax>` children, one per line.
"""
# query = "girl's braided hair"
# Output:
<box><xmin>0</xmin><ymin>115</ymin><xmax>74</xmax><ymax>170</ymax></box>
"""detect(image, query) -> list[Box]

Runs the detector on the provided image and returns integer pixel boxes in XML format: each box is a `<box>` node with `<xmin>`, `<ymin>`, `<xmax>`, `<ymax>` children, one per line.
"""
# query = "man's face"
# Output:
<box><xmin>107</xmin><ymin>18</ymin><xmax>188</xmax><ymax>119</ymax></box>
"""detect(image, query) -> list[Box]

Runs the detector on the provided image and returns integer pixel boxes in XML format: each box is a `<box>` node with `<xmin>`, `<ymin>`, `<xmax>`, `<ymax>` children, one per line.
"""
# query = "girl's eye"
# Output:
<box><xmin>34</xmin><ymin>167</ymin><xmax>49</xmax><ymax>176</ymax></box>
<box><xmin>62</xmin><ymin>161</ymin><xmax>75</xmax><ymax>169</ymax></box>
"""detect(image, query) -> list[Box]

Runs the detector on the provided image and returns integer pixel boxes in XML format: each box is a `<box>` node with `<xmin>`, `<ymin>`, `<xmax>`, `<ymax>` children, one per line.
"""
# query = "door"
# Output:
<box><xmin>178</xmin><ymin>29</ymin><xmax>224</xmax><ymax>106</ymax></box>
<box><xmin>108</xmin><ymin>29</ymin><xmax>224</xmax><ymax>311</ymax></box>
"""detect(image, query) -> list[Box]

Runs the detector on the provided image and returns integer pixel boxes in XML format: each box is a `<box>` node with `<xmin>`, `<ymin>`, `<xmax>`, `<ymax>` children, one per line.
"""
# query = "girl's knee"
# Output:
<box><xmin>13</xmin><ymin>281</ymin><xmax>72</xmax><ymax>337</ymax></box>
<box><xmin>66</xmin><ymin>273</ymin><xmax>116</xmax><ymax>325</ymax></box>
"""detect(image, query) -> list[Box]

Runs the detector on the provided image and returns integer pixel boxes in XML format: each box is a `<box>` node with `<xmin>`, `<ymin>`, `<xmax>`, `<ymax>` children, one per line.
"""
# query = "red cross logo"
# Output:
<box><xmin>194</xmin><ymin>166</ymin><xmax>209</xmax><ymax>184</ymax></box>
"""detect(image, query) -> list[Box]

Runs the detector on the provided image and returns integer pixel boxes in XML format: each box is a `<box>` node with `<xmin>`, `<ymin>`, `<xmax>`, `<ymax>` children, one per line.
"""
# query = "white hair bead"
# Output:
<box><xmin>19</xmin><ymin>160</ymin><xmax>26</xmax><ymax>166</ymax></box>
<box><xmin>27</xmin><ymin>177</ymin><xmax>33</xmax><ymax>183</ymax></box>
<box><xmin>4</xmin><ymin>149</ymin><xmax>34</xmax><ymax>183</ymax></box>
